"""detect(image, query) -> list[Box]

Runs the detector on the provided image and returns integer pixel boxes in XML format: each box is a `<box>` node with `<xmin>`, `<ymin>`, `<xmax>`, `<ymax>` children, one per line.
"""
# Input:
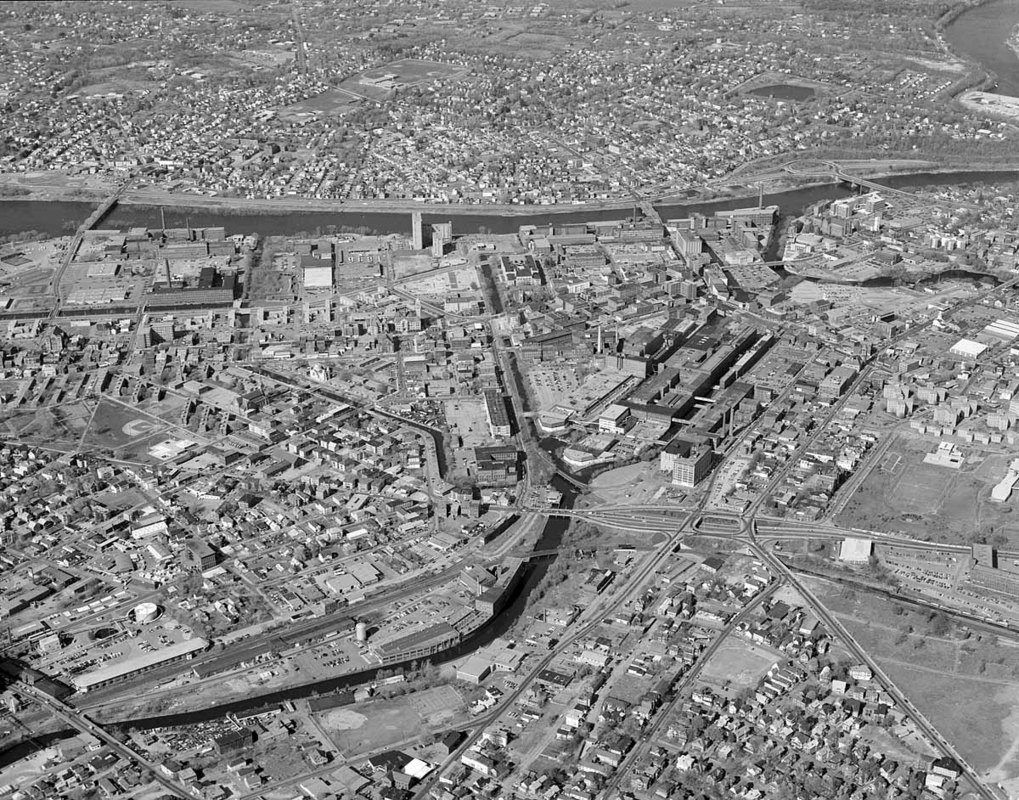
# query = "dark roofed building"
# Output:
<box><xmin>537</xmin><ymin>669</ymin><xmax>573</xmax><ymax>688</ymax></box>
<box><xmin>474</xmin><ymin>446</ymin><xmax>520</xmax><ymax>487</ymax></box>
<box><xmin>440</xmin><ymin>730</ymin><xmax>465</xmax><ymax>754</ymax></box>
<box><xmin>214</xmin><ymin>727</ymin><xmax>254</xmax><ymax>756</ymax></box>
<box><xmin>367</xmin><ymin>750</ymin><xmax>413</xmax><ymax>775</ymax></box>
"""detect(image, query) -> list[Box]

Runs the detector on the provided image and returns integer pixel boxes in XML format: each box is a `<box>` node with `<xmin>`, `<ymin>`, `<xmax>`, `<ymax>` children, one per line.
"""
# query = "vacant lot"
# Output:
<box><xmin>836</xmin><ymin>433</ymin><xmax>1019</xmax><ymax>545</ymax></box>
<box><xmin>5</xmin><ymin>405</ymin><xmax>86</xmax><ymax>448</ymax></box>
<box><xmin>807</xmin><ymin>576</ymin><xmax>1019</xmax><ymax>777</ymax></box>
<box><xmin>880</xmin><ymin>663</ymin><xmax>1017</xmax><ymax>774</ymax></box>
<box><xmin>587</xmin><ymin>462</ymin><xmax>670</xmax><ymax>506</ymax></box>
<box><xmin>318</xmin><ymin>686</ymin><xmax>464</xmax><ymax>755</ymax></box>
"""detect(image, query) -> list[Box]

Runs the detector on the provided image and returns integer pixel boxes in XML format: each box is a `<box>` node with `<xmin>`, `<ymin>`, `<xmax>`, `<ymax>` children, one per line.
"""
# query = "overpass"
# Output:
<box><xmin>12</xmin><ymin>683</ymin><xmax>194</xmax><ymax>798</ymax></box>
<box><xmin>521</xmin><ymin>544</ymin><xmax>653</xmax><ymax>560</ymax></box>
<box><xmin>528</xmin><ymin>504</ymin><xmax>983</xmax><ymax>557</ymax></box>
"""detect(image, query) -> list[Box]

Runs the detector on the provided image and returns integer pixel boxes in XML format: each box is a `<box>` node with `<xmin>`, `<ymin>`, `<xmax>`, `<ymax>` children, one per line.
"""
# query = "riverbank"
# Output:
<box><xmin>2</xmin><ymin>162</ymin><xmax>1019</xmax><ymax>223</ymax></box>
<box><xmin>83</xmin><ymin>164</ymin><xmax>1019</xmax><ymax>216</ymax></box>
<box><xmin>958</xmin><ymin>90</ymin><xmax>1019</xmax><ymax>121</ymax></box>
<box><xmin>937</xmin><ymin>0</ymin><xmax>998</xmax><ymax>97</ymax></box>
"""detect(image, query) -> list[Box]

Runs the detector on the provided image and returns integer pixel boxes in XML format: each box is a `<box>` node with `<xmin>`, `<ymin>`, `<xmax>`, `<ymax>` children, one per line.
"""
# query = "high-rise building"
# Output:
<box><xmin>188</xmin><ymin>540</ymin><xmax>217</xmax><ymax>570</ymax></box>
<box><xmin>660</xmin><ymin>439</ymin><xmax>713</xmax><ymax>487</ymax></box>
<box><xmin>412</xmin><ymin>211</ymin><xmax>424</xmax><ymax>250</ymax></box>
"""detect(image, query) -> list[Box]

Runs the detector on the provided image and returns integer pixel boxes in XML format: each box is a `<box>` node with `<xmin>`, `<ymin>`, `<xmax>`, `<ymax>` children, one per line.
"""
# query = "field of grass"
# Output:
<box><xmin>83</xmin><ymin>397</ymin><xmax>171</xmax><ymax>450</ymax></box>
<box><xmin>699</xmin><ymin>640</ymin><xmax>779</xmax><ymax>690</ymax></box>
<box><xmin>284</xmin><ymin>88</ymin><xmax>362</xmax><ymax>116</ymax></box>
<box><xmin>877</xmin><ymin>663</ymin><xmax>1015</xmax><ymax>774</ymax></box>
<box><xmin>806</xmin><ymin>576</ymin><xmax>1019</xmax><ymax>777</ymax></box>
<box><xmin>362</xmin><ymin>58</ymin><xmax>466</xmax><ymax>86</ymax></box>
<box><xmin>836</xmin><ymin>433</ymin><xmax>1019</xmax><ymax>546</ymax></box>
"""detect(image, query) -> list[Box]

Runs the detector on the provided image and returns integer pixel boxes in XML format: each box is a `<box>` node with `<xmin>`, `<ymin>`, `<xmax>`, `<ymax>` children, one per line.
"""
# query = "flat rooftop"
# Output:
<box><xmin>71</xmin><ymin>637</ymin><xmax>209</xmax><ymax>691</ymax></box>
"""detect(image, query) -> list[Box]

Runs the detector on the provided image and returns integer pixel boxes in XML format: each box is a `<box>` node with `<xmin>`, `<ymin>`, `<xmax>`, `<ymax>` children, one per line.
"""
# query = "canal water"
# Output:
<box><xmin>0</xmin><ymin>478</ymin><xmax>578</xmax><ymax>764</ymax></box>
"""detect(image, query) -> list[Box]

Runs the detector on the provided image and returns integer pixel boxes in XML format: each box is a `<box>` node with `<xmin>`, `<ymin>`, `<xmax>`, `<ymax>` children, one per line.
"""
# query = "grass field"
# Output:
<box><xmin>5</xmin><ymin>406</ymin><xmax>85</xmax><ymax>448</ymax></box>
<box><xmin>334</xmin><ymin>58</ymin><xmax>469</xmax><ymax>104</ymax></box>
<box><xmin>878</xmin><ymin>663</ymin><xmax>1016</xmax><ymax>774</ymax></box>
<box><xmin>284</xmin><ymin>88</ymin><xmax>362</xmax><ymax>116</ymax></box>
<box><xmin>806</xmin><ymin>576</ymin><xmax>1019</xmax><ymax>778</ymax></box>
<box><xmin>358</xmin><ymin>58</ymin><xmax>465</xmax><ymax>87</ymax></box>
<box><xmin>83</xmin><ymin>397</ymin><xmax>171</xmax><ymax>449</ymax></box>
<box><xmin>699</xmin><ymin>640</ymin><xmax>779</xmax><ymax>690</ymax></box>
<box><xmin>836</xmin><ymin>433</ymin><xmax>1019</xmax><ymax>545</ymax></box>
<box><xmin>392</xmin><ymin>253</ymin><xmax>436</xmax><ymax>280</ymax></box>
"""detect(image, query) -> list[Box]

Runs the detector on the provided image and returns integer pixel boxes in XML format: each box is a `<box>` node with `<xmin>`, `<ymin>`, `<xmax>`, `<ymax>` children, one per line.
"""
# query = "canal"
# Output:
<box><xmin>0</xmin><ymin>477</ymin><xmax>578</xmax><ymax>763</ymax></box>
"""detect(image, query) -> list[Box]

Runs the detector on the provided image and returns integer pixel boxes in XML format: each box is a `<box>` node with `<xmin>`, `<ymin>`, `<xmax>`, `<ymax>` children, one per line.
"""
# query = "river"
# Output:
<box><xmin>5</xmin><ymin>0</ymin><xmax>1019</xmax><ymax>769</ymax></box>
<box><xmin>4</xmin><ymin>169</ymin><xmax>1019</xmax><ymax>242</ymax></box>
<box><xmin>944</xmin><ymin>0</ymin><xmax>1019</xmax><ymax>97</ymax></box>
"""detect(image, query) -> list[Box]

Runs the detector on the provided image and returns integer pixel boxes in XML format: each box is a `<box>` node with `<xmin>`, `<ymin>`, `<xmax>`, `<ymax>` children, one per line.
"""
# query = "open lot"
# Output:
<box><xmin>805</xmin><ymin>575</ymin><xmax>1019</xmax><ymax>779</ymax></box>
<box><xmin>836</xmin><ymin>433</ymin><xmax>1019</xmax><ymax>545</ymax></box>
<box><xmin>393</xmin><ymin>253</ymin><xmax>439</xmax><ymax>280</ymax></box>
<box><xmin>317</xmin><ymin>685</ymin><xmax>464</xmax><ymax>755</ymax></box>
<box><xmin>400</xmin><ymin>267</ymin><xmax>480</xmax><ymax>304</ymax></box>
<box><xmin>3</xmin><ymin>405</ymin><xmax>86</xmax><ymax>447</ymax></box>
<box><xmin>879</xmin><ymin>664</ymin><xmax>1019</xmax><ymax>777</ymax></box>
<box><xmin>587</xmin><ymin>461</ymin><xmax>676</xmax><ymax>506</ymax></box>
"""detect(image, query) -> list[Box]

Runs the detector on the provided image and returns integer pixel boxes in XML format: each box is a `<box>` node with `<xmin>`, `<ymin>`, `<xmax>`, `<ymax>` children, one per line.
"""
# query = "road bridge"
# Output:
<box><xmin>639</xmin><ymin>200</ymin><xmax>663</xmax><ymax>226</ymax></box>
<box><xmin>49</xmin><ymin>187</ymin><xmax>124</xmax><ymax>320</ymax></box>
<box><xmin>832</xmin><ymin>171</ymin><xmax>917</xmax><ymax>198</ymax></box>
<box><xmin>525</xmin><ymin>542</ymin><xmax>654</xmax><ymax>558</ymax></box>
<box><xmin>831</xmin><ymin>167</ymin><xmax>982</xmax><ymax>211</ymax></box>
<box><xmin>12</xmin><ymin>683</ymin><xmax>194</xmax><ymax>798</ymax></box>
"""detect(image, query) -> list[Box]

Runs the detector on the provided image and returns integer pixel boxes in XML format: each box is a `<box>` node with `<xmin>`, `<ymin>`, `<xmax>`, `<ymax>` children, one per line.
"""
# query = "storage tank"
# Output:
<box><xmin>355</xmin><ymin>622</ymin><xmax>368</xmax><ymax>642</ymax></box>
<box><xmin>132</xmin><ymin>602</ymin><xmax>160</xmax><ymax>624</ymax></box>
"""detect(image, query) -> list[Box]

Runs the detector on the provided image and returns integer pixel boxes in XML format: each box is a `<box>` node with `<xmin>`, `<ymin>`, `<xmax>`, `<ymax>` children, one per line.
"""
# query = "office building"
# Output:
<box><xmin>661</xmin><ymin>439</ymin><xmax>713</xmax><ymax>487</ymax></box>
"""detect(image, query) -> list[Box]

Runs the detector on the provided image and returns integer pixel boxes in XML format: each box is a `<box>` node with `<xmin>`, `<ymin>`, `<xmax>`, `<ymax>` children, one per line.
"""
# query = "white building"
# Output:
<box><xmin>838</xmin><ymin>537</ymin><xmax>873</xmax><ymax>563</ymax></box>
<box><xmin>598</xmin><ymin>404</ymin><xmax>630</xmax><ymax>434</ymax></box>
<box><xmin>949</xmin><ymin>338</ymin><xmax>987</xmax><ymax>360</ymax></box>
